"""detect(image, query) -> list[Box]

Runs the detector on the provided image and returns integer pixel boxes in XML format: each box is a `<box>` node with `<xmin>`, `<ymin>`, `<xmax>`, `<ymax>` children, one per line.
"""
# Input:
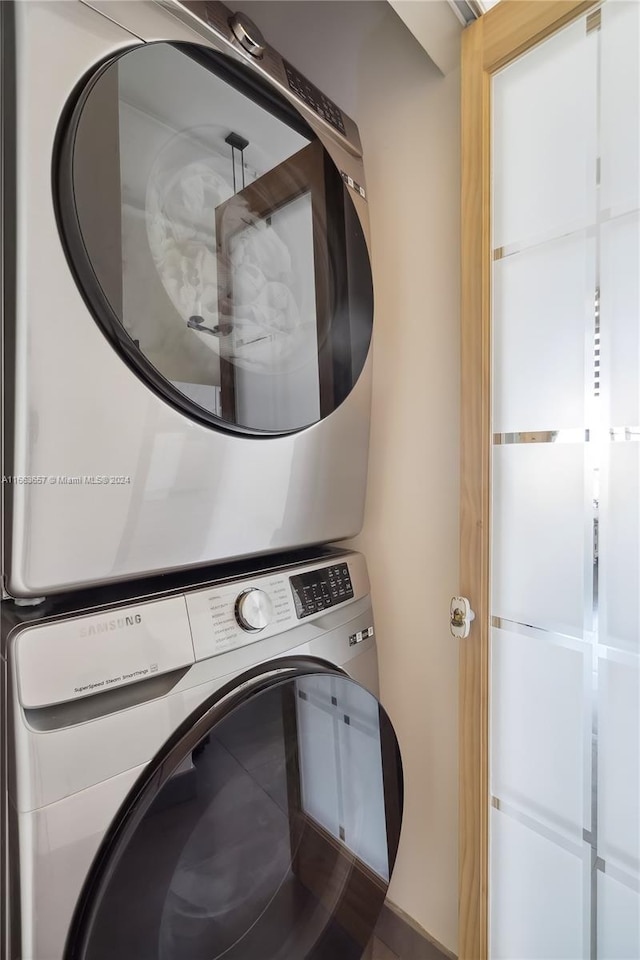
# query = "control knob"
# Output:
<box><xmin>229</xmin><ymin>13</ymin><xmax>266</xmax><ymax>58</ymax></box>
<box><xmin>235</xmin><ymin>588</ymin><xmax>273</xmax><ymax>632</ymax></box>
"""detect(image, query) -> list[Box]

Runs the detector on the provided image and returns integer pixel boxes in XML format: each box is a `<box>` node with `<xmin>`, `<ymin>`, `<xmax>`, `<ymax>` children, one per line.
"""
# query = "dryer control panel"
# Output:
<box><xmin>282</xmin><ymin>60</ymin><xmax>346</xmax><ymax>135</ymax></box>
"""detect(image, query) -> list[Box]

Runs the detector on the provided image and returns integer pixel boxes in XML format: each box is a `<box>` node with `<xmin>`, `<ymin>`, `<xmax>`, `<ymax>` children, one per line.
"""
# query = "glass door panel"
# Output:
<box><xmin>492</xmin><ymin>443</ymin><xmax>590</xmax><ymax>636</ymax></box>
<box><xmin>491</xmin><ymin>626</ymin><xmax>590</xmax><ymax>841</ymax></box>
<box><xmin>490</xmin><ymin>4</ymin><xmax>640</xmax><ymax>956</ymax></box>
<box><xmin>490</xmin><ymin>808</ymin><xmax>589</xmax><ymax>960</ymax></box>
<box><xmin>599</xmin><ymin>1</ymin><xmax>640</xmax><ymax>216</ymax></box>
<box><xmin>599</xmin><ymin>213</ymin><xmax>640</xmax><ymax>429</ymax></box>
<box><xmin>597</xmin><ymin>872</ymin><xmax>640</xmax><ymax>960</ymax></box>
<box><xmin>492</xmin><ymin>17</ymin><xmax>597</xmax><ymax>250</ymax></box>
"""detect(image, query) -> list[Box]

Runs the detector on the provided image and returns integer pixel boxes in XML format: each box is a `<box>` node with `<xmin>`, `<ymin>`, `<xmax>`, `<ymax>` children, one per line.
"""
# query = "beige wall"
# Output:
<box><xmin>352</xmin><ymin>33</ymin><xmax>461</xmax><ymax>957</ymax></box>
<box><xmin>236</xmin><ymin>2</ymin><xmax>461</xmax><ymax>952</ymax></box>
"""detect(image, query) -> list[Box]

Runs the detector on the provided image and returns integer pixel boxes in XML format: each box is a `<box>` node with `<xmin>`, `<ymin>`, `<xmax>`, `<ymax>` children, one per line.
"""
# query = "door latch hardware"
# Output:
<box><xmin>450</xmin><ymin>596</ymin><xmax>476</xmax><ymax>638</ymax></box>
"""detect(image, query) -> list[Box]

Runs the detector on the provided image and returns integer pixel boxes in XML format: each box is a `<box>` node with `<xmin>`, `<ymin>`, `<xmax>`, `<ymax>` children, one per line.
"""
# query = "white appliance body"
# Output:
<box><xmin>5</xmin><ymin>551</ymin><xmax>403</xmax><ymax>960</ymax></box>
<box><xmin>3</xmin><ymin>0</ymin><xmax>374</xmax><ymax>598</ymax></box>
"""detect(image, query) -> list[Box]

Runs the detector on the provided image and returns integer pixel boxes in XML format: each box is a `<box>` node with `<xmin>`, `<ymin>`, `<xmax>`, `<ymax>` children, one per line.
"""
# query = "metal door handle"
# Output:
<box><xmin>450</xmin><ymin>596</ymin><xmax>476</xmax><ymax>638</ymax></box>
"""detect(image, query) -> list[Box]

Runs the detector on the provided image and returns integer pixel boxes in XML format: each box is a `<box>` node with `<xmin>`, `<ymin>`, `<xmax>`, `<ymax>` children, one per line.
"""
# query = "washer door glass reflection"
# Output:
<box><xmin>77</xmin><ymin>674</ymin><xmax>402</xmax><ymax>960</ymax></box>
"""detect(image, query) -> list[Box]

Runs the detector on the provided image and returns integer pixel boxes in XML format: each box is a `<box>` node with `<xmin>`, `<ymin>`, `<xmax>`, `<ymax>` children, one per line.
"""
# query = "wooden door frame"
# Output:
<box><xmin>459</xmin><ymin>4</ymin><xmax>598</xmax><ymax>957</ymax></box>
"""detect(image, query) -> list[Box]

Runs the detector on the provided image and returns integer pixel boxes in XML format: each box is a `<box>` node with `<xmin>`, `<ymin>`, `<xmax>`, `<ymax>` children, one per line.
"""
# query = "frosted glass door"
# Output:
<box><xmin>490</xmin><ymin>5</ymin><xmax>640</xmax><ymax>957</ymax></box>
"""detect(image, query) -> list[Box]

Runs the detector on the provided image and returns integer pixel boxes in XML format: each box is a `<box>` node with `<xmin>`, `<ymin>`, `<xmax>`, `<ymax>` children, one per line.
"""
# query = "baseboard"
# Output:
<box><xmin>375</xmin><ymin>901</ymin><xmax>457</xmax><ymax>960</ymax></box>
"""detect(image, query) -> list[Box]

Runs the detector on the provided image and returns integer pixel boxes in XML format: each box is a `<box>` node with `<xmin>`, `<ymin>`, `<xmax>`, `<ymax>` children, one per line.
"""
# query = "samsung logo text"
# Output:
<box><xmin>80</xmin><ymin>614</ymin><xmax>142</xmax><ymax>638</ymax></box>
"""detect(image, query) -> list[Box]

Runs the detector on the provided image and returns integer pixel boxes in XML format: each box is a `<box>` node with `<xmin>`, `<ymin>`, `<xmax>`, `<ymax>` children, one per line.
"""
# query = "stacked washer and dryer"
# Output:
<box><xmin>1</xmin><ymin>2</ymin><xmax>403</xmax><ymax>959</ymax></box>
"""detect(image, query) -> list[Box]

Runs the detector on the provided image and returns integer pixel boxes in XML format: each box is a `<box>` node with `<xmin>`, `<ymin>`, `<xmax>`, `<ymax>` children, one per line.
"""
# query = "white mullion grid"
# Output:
<box><xmin>492</xmin><ymin>203</ymin><xmax>640</xmax><ymax>263</ymax></box>
<box><xmin>491</xmin><ymin>616</ymin><xmax>589</xmax><ymax>653</ymax></box>
<box><xmin>493</xmin><ymin>427</ymin><xmax>639</xmax><ymax>444</ymax></box>
<box><xmin>589</xmin><ymin>13</ymin><xmax>605</xmax><ymax>954</ymax></box>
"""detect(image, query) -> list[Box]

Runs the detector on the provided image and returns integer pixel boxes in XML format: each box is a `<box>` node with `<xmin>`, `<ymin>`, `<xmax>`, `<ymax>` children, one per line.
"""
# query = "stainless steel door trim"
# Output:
<box><xmin>78</xmin><ymin>0</ymin><xmax>146</xmax><ymax>42</ymax></box>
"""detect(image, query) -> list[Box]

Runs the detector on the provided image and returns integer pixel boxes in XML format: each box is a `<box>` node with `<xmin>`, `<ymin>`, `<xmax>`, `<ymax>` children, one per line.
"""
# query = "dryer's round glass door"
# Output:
<box><xmin>56</xmin><ymin>42</ymin><xmax>373</xmax><ymax>434</ymax></box>
<box><xmin>65</xmin><ymin>666</ymin><xmax>403</xmax><ymax>960</ymax></box>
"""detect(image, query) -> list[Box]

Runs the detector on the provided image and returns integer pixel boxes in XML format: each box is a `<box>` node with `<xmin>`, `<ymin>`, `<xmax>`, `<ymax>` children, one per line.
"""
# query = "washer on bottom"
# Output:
<box><xmin>5</xmin><ymin>551</ymin><xmax>403</xmax><ymax>960</ymax></box>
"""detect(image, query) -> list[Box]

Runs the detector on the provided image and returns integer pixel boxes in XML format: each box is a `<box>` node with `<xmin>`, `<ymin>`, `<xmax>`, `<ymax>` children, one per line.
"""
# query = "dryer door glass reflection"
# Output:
<box><xmin>69</xmin><ymin>672</ymin><xmax>402</xmax><ymax>960</ymax></box>
<box><xmin>59</xmin><ymin>42</ymin><xmax>373</xmax><ymax>434</ymax></box>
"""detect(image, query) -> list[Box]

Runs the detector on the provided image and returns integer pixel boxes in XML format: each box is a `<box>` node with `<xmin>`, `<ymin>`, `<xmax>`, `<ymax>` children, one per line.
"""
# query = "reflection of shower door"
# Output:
<box><xmin>460</xmin><ymin>3</ymin><xmax>639</xmax><ymax>958</ymax></box>
<box><xmin>215</xmin><ymin>140</ymin><xmax>338</xmax><ymax>427</ymax></box>
<box><xmin>282</xmin><ymin>676</ymin><xmax>403</xmax><ymax>950</ymax></box>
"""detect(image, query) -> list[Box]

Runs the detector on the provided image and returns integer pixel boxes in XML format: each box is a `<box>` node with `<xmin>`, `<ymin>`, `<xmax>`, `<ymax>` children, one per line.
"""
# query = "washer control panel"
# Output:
<box><xmin>13</xmin><ymin>554</ymin><xmax>368</xmax><ymax>709</ymax></box>
<box><xmin>289</xmin><ymin>563</ymin><xmax>354</xmax><ymax>619</ymax></box>
<box><xmin>186</xmin><ymin>573</ymin><xmax>293</xmax><ymax>660</ymax></box>
<box><xmin>184</xmin><ymin>555</ymin><xmax>362</xmax><ymax>662</ymax></box>
<box><xmin>235</xmin><ymin>588</ymin><xmax>274</xmax><ymax>632</ymax></box>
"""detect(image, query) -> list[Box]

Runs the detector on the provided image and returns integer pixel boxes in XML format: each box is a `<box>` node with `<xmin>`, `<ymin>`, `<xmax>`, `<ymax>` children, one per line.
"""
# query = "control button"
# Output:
<box><xmin>235</xmin><ymin>589</ymin><xmax>273</xmax><ymax>632</ymax></box>
<box><xmin>229</xmin><ymin>12</ymin><xmax>266</xmax><ymax>58</ymax></box>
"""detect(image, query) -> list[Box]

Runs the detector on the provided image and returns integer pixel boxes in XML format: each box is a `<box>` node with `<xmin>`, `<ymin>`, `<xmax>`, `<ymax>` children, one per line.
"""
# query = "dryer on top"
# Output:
<box><xmin>2</xmin><ymin>0</ymin><xmax>374</xmax><ymax>599</ymax></box>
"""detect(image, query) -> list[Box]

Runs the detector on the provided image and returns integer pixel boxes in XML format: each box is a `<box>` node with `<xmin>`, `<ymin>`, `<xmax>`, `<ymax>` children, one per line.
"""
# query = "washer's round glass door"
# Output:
<box><xmin>65</xmin><ymin>664</ymin><xmax>403</xmax><ymax>960</ymax></box>
<box><xmin>56</xmin><ymin>42</ymin><xmax>373</xmax><ymax>434</ymax></box>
